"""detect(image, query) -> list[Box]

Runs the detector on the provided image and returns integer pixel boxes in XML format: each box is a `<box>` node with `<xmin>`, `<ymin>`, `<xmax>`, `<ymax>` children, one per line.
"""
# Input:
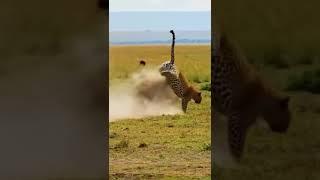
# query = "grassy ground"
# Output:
<box><xmin>214</xmin><ymin>56</ymin><xmax>320</xmax><ymax>179</ymax></box>
<box><xmin>109</xmin><ymin>45</ymin><xmax>211</xmax><ymax>179</ymax></box>
<box><xmin>109</xmin><ymin>44</ymin><xmax>320</xmax><ymax>179</ymax></box>
<box><xmin>109</xmin><ymin>45</ymin><xmax>211</xmax><ymax>84</ymax></box>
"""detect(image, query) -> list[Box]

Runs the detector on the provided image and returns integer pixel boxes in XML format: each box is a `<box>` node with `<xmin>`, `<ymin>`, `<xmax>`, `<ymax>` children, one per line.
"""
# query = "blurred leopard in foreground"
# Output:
<box><xmin>212</xmin><ymin>32</ymin><xmax>291</xmax><ymax>162</ymax></box>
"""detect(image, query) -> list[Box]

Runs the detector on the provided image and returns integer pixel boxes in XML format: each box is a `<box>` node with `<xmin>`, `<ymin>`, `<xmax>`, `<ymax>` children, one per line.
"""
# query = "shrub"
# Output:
<box><xmin>296</xmin><ymin>56</ymin><xmax>314</xmax><ymax>65</ymax></box>
<box><xmin>191</xmin><ymin>75</ymin><xmax>202</xmax><ymax>83</ymax></box>
<box><xmin>200</xmin><ymin>82</ymin><xmax>211</xmax><ymax>91</ymax></box>
<box><xmin>286</xmin><ymin>69</ymin><xmax>320</xmax><ymax>93</ymax></box>
<box><xmin>263</xmin><ymin>50</ymin><xmax>290</xmax><ymax>69</ymax></box>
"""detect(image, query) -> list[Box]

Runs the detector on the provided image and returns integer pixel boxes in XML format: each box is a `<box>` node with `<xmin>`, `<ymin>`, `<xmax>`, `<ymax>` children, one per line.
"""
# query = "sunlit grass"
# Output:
<box><xmin>109</xmin><ymin>45</ymin><xmax>211</xmax><ymax>179</ymax></box>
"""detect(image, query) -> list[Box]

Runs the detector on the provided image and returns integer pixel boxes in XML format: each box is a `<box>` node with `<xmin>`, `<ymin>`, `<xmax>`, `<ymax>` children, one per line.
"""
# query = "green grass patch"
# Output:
<box><xmin>286</xmin><ymin>69</ymin><xmax>320</xmax><ymax>93</ymax></box>
<box><xmin>262</xmin><ymin>49</ymin><xmax>290</xmax><ymax>69</ymax></box>
<box><xmin>296</xmin><ymin>55</ymin><xmax>314</xmax><ymax>65</ymax></box>
<box><xmin>200</xmin><ymin>82</ymin><xmax>211</xmax><ymax>91</ymax></box>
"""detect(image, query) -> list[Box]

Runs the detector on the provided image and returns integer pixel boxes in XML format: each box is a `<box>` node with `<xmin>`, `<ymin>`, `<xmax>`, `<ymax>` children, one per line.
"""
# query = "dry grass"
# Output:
<box><xmin>109</xmin><ymin>45</ymin><xmax>211</xmax><ymax>84</ymax></box>
<box><xmin>109</xmin><ymin>45</ymin><xmax>211</xmax><ymax>179</ymax></box>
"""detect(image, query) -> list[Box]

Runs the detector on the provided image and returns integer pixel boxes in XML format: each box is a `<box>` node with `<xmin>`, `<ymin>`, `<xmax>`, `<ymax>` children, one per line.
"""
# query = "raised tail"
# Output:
<box><xmin>170</xmin><ymin>30</ymin><xmax>175</xmax><ymax>64</ymax></box>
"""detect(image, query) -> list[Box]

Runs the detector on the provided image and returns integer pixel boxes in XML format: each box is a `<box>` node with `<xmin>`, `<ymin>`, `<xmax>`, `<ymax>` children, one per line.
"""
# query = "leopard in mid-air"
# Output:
<box><xmin>159</xmin><ymin>30</ymin><xmax>202</xmax><ymax>113</ymax></box>
<box><xmin>212</xmin><ymin>32</ymin><xmax>291</xmax><ymax>162</ymax></box>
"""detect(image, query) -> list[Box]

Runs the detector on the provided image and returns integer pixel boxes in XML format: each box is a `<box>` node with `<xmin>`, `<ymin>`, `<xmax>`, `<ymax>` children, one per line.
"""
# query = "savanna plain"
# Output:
<box><xmin>109</xmin><ymin>45</ymin><xmax>211</xmax><ymax>179</ymax></box>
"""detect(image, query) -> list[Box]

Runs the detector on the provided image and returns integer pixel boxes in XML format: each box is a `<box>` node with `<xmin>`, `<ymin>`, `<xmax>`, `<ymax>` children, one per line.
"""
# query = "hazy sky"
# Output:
<box><xmin>110</xmin><ymin>0</ymin><xmax>211</xmax><ymax>12</ymax></box>
<box><xmin>110</xmin><ymin>12</ymin><xmax>211</xmax><ymax>31</ymax></box>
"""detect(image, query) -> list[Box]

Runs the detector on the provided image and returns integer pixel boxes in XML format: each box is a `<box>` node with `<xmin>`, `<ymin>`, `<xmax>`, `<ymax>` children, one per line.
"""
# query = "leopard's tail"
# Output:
<box><xmin>170</xmin><ymin>30</ymin><xmax>175</xmax><ymax>64</ymax></box>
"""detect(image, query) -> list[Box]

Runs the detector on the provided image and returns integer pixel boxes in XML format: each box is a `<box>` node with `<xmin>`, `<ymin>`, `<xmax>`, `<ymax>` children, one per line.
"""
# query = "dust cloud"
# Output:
<box><xmin>213</xmin><ymin>112</ymin><xmax>239</xmax><ymax>169</ymax></box>
<box><xmin>109</xmin><ymin>68</ymin><xmax>182</xmax><ymax>121</ymax></box>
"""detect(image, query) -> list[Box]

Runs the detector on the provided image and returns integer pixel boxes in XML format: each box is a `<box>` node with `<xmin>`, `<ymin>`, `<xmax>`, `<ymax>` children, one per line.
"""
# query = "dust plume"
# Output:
<box><xmin>213</xmin><ymin>113</ymin><xmax>239</xmax><ymax>169</ymax></box>
<box><xmin>109</xmin><ymin>68</ymin><xmax>182</xmax><ymax>121</ymax></box>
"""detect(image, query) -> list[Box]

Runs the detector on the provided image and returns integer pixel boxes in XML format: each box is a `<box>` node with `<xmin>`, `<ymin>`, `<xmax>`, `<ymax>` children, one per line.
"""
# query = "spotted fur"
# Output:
<box><xmin>212</xmin><ymin>32</ymin><xmax>291</xmax><ymax>161</ymax></box>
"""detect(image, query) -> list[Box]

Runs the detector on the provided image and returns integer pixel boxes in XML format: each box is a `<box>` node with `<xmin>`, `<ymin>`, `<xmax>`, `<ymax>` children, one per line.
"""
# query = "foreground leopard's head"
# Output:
<box><xmin>261</xmin><ymin>94</ymin><xmax>291</xmax><ymax>133</ymax></box>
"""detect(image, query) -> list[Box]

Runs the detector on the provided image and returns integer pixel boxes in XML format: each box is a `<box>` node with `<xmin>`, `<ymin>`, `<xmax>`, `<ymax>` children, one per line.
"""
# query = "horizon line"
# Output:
<box><xmin>110</xmin><ymin>10</ymin><xmax>211</xmax><ymax>13</ymax></box>
<box><xmin>110</xmin><ymin>30</ymin><xmax>211</xmax><ymax>32</ymax></box>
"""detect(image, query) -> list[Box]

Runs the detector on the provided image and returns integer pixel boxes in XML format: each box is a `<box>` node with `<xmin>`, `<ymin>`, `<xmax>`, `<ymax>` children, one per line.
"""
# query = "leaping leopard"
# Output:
<box><xmin>159</xmin><ymin>30</ymin><xmax>202</xmax><ymax>113</ymax></box>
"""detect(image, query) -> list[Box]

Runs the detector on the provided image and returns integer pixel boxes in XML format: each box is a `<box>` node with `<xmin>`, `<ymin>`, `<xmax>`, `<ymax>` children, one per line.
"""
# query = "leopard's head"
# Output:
<box><xmin>190</xmin><ymin>86</ymin><xmax>202</xmax><ymax>104</ymax></box>
<box><xmin>262</xmin><ymin>95</ymin><xmax>291</xmax><ymax>133</ymax></box>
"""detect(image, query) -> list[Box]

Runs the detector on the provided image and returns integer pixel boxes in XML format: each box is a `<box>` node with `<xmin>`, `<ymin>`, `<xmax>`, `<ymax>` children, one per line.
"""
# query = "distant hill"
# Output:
<box><xmin>110</xmin><ymin>31</ymin><xmax>211</xmax><ymax>45</ymax></box>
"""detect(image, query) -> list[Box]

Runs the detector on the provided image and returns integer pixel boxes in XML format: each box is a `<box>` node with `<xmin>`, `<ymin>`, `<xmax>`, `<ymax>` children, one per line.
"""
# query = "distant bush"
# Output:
<box><xmin>200</xmin><ymin>82</ymin><xmax>211</xmax><ymax>91</ymax></box>
<box><xmin>286</xmin><ymin>69</ymin><xmax>320</xmax><ymax>93</ymax></box>
<box><xmin>295</xmin><ymin>55</ymin><xmax>314</xmax><ymax>65</ymax></box>
<box><xmin>202</xmin><ymin>77</ymin><xmax>210</xmax><ymax>83</ymax></box>
<box><xmin>191</xmin><ymin>75</ymin><xmax>202</xmax><ymax>83</ymax></box>
<box><xmin>263</xmin><ymin>50</ymin><xmax>290</xmax><ymax>69</ymax></box>
<box><xmin>247</xmin><ymin>57</ymin><xmax>258</xmax><ymax>64</ymax></box>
